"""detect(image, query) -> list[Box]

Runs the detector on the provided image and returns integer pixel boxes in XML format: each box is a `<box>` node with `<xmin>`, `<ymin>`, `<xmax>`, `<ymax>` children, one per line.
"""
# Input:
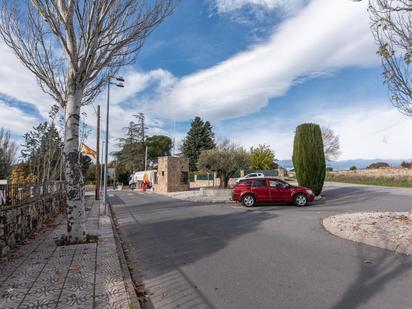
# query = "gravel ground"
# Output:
<box><xmin>323</xmin><ymin>212</ymin><xmax>412</xmax><ymax>255</ymax></box>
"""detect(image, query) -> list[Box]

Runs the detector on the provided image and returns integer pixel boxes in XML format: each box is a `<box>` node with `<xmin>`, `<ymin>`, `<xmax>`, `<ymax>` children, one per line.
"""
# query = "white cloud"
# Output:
<box><xmin>140</xmin><ymin>0</ymin><xmax>377</xmax><ymax>121</ymax></box>
<box><xmin>225</xmin><ymin>104</ymin><xmax>412</xmax><ymax>160</ymax></box>
<box><xmin>0</xmin><ymin>45</ymin><xmax>52</xmax><ymax>118</ymax></box>
<box><xmin>0</xmin><ymin>101</ymin><xmax>39</xmax><ymax>135</ymax></box>
<box><xmin>75</xmin><ymin>0</ymin><xmax>381</xmax><ymax>157</ymax></box>
<box><xmin>213</xmin><ymin>0</ymin><xmax>306</xmax><ymax>13</ymax></box>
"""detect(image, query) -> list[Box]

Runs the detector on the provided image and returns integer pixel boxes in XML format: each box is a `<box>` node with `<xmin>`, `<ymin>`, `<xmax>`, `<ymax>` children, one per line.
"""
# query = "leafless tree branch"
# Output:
<box><xmin>322</xmin><ymin>127</ymin><xmax>341</xmax><ymax>162</ymax></box>
<box><xmin>369</xmin><ymin>0</ymin><xmax>412</xmax><ymax>115</ymax></box>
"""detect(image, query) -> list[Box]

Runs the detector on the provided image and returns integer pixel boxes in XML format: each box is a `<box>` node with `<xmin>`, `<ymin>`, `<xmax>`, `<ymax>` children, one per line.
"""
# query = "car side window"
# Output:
<box><xmin>253</xmin><ymin>179</ymin><xmax>267</xmax><ymax>187</ymax></box>
<box><xmin>269</xmin><ymin>180</ymin><xmax>286</xmax><ymax>188</ymax></box>
<box><xmin>249</xmin><ymin>174</ymin><xmax>256</xmax><ymax>178</ymax></box>
<box><xmin>269</xmin><ymin>180</ymin><xmax>279</xmax><ymax>188</ymax></box>
<box><xmin>241</xmin><ymin>180</ymin><xmax>253</xmax><ymax>186</ymax></box>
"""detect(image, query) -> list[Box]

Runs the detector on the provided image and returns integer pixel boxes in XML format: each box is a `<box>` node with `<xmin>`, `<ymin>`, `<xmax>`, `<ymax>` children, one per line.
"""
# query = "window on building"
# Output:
<box><xmin>180</xmin><ymin>171</ymin><xmax>189</xmax><ymax>184</ymax></box>
<box><xmin>161</xmin><ymin>171</ymin><xmax>165</xmax><ymax>176</ymax></box>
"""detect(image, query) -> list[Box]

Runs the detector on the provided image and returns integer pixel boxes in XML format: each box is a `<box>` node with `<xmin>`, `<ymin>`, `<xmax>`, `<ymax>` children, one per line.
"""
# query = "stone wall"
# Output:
<box><xmin>190</xmin><ymin>178</ymin><xmax>237</xmax><ymax>188</ymax></box>
<box><xmin>155</xmin><ymin>156</ymin><xmax>190</xmax><ymax>192</ymax></box>
<box><xmin>0</xmin><ymin>193</ymin><xmax>65</xmax><ymax>257</ymax></box>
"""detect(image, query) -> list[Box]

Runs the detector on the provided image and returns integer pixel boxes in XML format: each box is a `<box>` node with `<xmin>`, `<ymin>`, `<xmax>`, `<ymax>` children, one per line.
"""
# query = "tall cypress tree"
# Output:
<box><xmin>292</xmin><ymin>123</ymin><xmax>326</xmax><ymax>196</ymax></box>
<box><xmin>181</xmin><ymin>116</ymin><xmax>215</xmax><ymax>171</ymax></box>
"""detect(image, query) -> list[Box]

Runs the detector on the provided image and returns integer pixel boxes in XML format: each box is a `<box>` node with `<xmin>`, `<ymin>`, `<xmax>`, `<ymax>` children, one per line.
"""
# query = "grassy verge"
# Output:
<box><xmin>326</xmin><ymin>173</ymin><xmax>412</xmax><ymax>188</ymax></box>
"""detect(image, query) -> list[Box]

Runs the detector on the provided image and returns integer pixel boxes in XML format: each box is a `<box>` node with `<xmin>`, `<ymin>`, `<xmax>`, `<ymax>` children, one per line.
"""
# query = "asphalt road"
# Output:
<box><xmin>109</xmin><ymin>183</ymin><xmax>412</xmax><ymax>309</ymax></box>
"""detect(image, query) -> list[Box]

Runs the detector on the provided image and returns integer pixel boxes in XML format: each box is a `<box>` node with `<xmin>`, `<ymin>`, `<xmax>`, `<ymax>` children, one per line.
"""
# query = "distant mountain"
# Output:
<box><xmin>278</xmin><ymin>159</ymin><xmax>412</xmax><ymax>170</ymax></box>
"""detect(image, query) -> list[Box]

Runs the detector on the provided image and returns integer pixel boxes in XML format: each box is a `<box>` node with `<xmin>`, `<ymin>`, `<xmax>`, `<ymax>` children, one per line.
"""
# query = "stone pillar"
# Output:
<box><xmin>156</xmin><ymin>156</ymin><xmax>189</xmax><ymax>192</ymax></box>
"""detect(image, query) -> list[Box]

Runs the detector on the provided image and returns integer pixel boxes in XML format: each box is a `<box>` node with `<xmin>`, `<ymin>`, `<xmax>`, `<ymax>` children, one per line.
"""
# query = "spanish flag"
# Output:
<box><xmin>81</xmin><ymin>143</ymin><xmax>97</xmax><ymax>159</ymax></box>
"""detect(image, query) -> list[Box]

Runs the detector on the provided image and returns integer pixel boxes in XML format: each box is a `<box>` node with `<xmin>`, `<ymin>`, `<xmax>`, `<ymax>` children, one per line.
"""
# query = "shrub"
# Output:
<box><xmin>292</xmin><ymin>123</ymin><xmax>326</xmax><ymax>196</ymax></box>
<box><xmin>366</xmin><ymin>162</ymin><xmax>390</xmax><ymax>169</ymax></box>
<box><xmin>349</xmin><ymin>166</ymin><xmax>357</xmax><ymax>171</ymax></box>
<box><xmin>326</xmin><ymin>167</ymin><xmax>333</xmax><ymax>172</ymax></box>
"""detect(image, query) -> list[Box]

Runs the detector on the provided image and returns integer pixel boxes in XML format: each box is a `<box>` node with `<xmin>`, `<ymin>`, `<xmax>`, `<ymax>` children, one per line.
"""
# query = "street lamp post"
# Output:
<box><xmin>103</xmin><ymin>75</ymin><xmax>125</xmax><ymax>215</ymax></box>
<box><xmin>101</xmin><ymin>140</ymin><xmax>105</xmax><ymax>195</ymax></box>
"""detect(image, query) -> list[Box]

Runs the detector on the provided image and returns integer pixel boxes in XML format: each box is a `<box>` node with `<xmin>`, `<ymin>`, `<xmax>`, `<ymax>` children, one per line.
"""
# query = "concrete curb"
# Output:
<box><xmin>108</xmin><ymin>202</ymin><xmax>141</xmax><ymax>309</ymax></box>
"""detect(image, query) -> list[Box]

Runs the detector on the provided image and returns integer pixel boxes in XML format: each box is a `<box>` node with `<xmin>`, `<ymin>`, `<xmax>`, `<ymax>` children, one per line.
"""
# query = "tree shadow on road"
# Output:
<box><xmin>120</xmin><ymin>210</ymin><xmax>276</xmax><ymax>279</ymax></box>
<box><xmin>112</xmin><ymin>198</ymin><xmax>276</xmax><ymax>309</ymax></box>
<box><xmin>331</xmin><ymin>241</ymin><xmax>412</xmax><ymax>309</ymax></box>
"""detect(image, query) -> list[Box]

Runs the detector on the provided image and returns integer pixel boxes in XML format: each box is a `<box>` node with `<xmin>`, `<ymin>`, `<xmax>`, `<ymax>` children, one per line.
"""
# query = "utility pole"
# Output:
<box><xmin>103</xmin><ymin>75</ymin><xmax>124</xmax><ymax>215</ymax></box>
<box><xmin>144</xmin><ymin>146</ymin><xmax>148</xmax><ymax>171</ymax></box>
<box><xmin>95</xmin><ymin>105</ymin><xmax>100</xmax><ymax>200</ymax></box>
<box><xmin>103</xmin><ymin>80</ymin><xmax>110</xmax><ymax>214</ymax></box>
<box><xmin>101</xmin><ymin>141</ymin><xmax>105</xmax><ymax>194</ymax></box>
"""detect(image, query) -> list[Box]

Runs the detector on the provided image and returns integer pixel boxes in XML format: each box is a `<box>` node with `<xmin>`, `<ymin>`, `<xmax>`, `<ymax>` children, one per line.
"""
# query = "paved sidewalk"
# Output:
<box><xmin>0</xmin><ymin>197</ymin><xmax>137</xmax><ymax>309</ymax></box>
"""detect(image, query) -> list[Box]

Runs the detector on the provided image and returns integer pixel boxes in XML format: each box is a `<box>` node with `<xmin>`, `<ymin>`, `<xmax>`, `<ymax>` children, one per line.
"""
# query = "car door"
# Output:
<box><xmin>252</xmin><ymin>179</ymin><xmax>270</xmax><ymax>202</ymax></box>
<box><xmin>269</xmin><ymin>180</ymin><xmax>290</xmax><ymax>202</ymax></box>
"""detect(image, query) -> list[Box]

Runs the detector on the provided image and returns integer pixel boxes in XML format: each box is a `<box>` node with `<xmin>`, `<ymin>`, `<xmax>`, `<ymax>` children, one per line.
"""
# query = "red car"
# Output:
<box><xmin>232</xmin><ymin>178</ymin><xmax>315</xmax><ymax>207</ymax></box>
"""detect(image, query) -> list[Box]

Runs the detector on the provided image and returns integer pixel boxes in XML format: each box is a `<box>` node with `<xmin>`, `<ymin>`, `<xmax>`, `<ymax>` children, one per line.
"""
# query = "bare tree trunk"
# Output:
<box><xmin>64</xmin><ymin>83</ymin><xmax>86</xmax><ymax>243</ymax></box>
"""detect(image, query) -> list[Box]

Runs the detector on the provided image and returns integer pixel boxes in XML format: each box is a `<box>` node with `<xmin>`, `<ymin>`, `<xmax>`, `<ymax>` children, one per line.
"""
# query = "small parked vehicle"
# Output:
<box><xmin>235</xmin><ymin>172</ymin><xmax>265</xmax><ymax>183</ymax></box>
<box><xmin>232</xmin><ymin>177</ymin><xmax>315</xmax><ymax>207</ymax></box>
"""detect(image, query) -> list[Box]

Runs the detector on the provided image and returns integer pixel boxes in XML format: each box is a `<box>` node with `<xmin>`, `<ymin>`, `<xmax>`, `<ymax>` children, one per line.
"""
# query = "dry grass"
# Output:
<box><xmin>326</xmin><ymin>168</ymin><xmax>412</xmax><ymax>188</ymax></box>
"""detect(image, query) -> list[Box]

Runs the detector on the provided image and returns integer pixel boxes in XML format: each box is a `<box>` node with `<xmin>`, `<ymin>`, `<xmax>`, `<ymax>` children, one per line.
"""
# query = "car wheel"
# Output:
<box><xmin>293</xmin><ymin>193</ymin><xmax>307</xmax><ymax>207</ymax></box>
<box><xmin>242</xmin><ymin>194</ymin><xmax>256</xmax><ymax>207</ymax></box>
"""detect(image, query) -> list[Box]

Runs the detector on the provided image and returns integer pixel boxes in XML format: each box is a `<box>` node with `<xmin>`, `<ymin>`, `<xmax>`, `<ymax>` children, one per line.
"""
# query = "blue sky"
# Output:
<box><xmin>1</xmin><ymin>0</ymin><xmax>412</xmax><ymax>160</ymax></box>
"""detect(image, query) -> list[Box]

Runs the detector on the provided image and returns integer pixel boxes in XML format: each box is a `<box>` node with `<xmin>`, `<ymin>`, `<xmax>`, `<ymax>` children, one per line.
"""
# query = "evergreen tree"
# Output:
<box><xmin>292</xmin><ymin>123</ymin><xmax>326</xmax><ymax>196</ymax></box>
<box><xmin>146</xmin><ymin>135</ymin><xmax>172</xmax><ymax>166</ymax></box>
<box><xmin>21</xmin><ymin>122</ymin><xmax>63</xmax><ymax>182</ymax></box>
<box><xmin>181</xmin><ymin>116</ymin><xmax>216</xmax><ymax>171</ymax></box>
<box><xmin>114</xmin><ymin>119</ymin><xmax>145</xmax><ymax>173</ymax></box>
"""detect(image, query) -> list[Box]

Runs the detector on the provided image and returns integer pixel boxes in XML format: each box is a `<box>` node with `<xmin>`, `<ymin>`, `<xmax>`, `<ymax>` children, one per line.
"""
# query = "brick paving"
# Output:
<box><xmin>0</xmin><ymin>197</ymin><xmax>137</xmax><ymax>309</ymax></box>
